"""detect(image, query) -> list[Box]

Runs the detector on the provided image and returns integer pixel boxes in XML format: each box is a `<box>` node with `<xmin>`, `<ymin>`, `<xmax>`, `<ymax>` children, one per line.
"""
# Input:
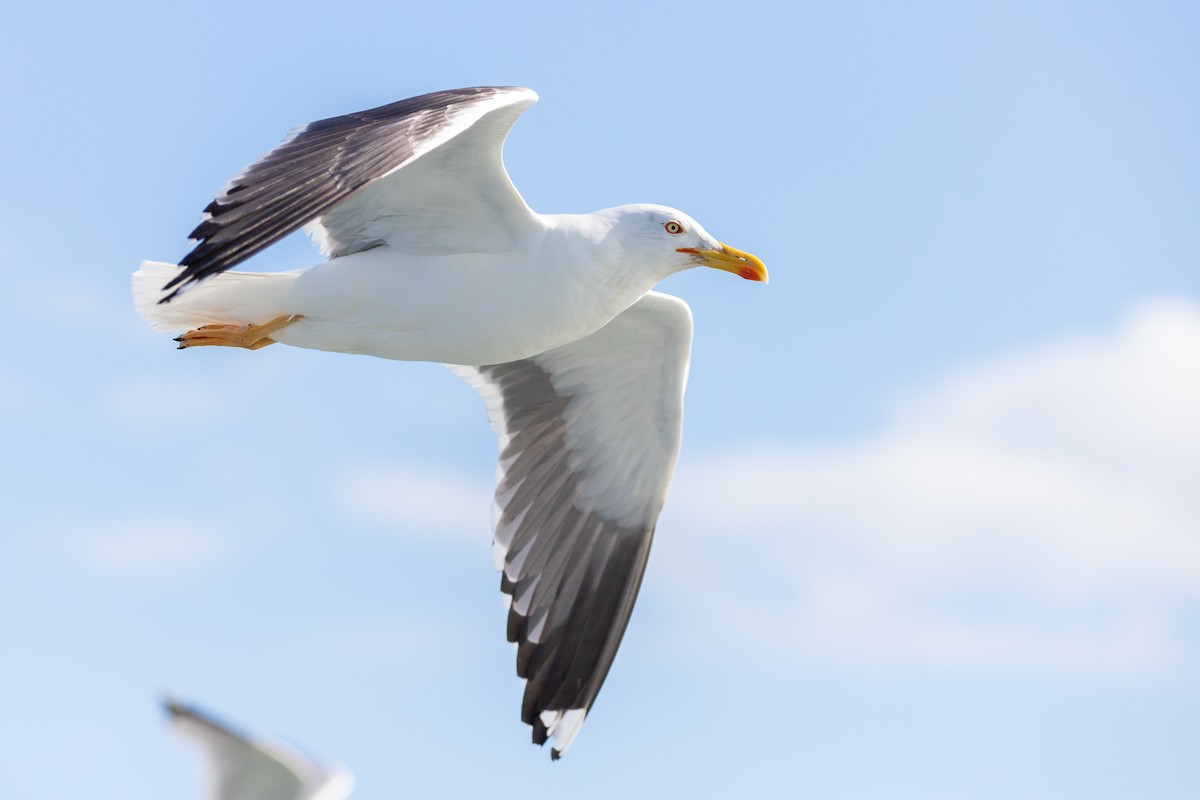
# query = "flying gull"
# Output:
<box><xmin>133</xmin><ymin>86</ymin><xmax>767</xmax><ymax>758</ymax></box>
<box><xmin>165</xmin><ymin>698</ymin><xmax>353</xmax><ymax>800</ymax></box>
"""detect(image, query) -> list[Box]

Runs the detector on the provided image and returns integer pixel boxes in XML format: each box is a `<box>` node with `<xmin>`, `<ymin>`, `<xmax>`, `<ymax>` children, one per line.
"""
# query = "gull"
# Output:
<box><xmin>133</xmin><ymin>86</ymin><xmax>767</xmax><ymax>758</ymax></box>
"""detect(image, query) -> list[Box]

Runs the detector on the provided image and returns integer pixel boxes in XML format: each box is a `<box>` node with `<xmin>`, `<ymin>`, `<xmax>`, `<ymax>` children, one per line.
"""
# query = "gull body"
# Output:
<box><xmin>138</xmin><ymin>205</ymin><xmax>731</xmax><ymax>365</ymax></box>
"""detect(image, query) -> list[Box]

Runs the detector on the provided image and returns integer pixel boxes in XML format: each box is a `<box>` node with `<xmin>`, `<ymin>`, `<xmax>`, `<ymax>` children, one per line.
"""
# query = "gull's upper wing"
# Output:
<box><xmin>164</xmin><ymin>699</ymin><xmax>352</xmax><ymax>800</ymax></box>
<box><xmin>451</xmin><ymin>292</ymin><xmax>693</xmax><ymax>759</ymax></box>
<box><xmin>162</xmin><ymin>86</ymin><xmax>539</xmax><ymax>300</ymax></box>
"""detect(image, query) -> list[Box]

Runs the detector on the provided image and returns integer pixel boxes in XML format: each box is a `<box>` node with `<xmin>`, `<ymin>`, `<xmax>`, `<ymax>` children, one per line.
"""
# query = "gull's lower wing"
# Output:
<box><xmin>451</xmin><ymin>292</ymin><xmax>693</xmax><ymax>759</ymax></box>
<box><xmin>163</xmin><ymin>86</ymin><xmax>539</xmax><ymax>300</ymax></box>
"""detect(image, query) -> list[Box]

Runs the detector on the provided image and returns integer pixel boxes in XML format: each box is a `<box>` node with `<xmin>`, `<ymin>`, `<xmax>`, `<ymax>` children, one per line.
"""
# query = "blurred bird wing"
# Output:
<box><xmin>165</xmin><ymin>699</ymin><xmax>351</xmax><ymax>800</ymax></box>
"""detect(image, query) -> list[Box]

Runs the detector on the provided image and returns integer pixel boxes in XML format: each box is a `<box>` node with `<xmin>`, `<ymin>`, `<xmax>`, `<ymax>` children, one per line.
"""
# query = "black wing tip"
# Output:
<box><xmin>158</xmin><ymin>255</ymin><xmax>215</xmax><ymax>303</ymax></box>
<box><xmin>160</xmin><ymin>697</ymin><xmax>257</xmax><ymax>743</ymax></box>
<box><xmin>156</xmin><ymin>265</ymin><xmax>193</xmax><ymax>304</ymax></box>
<box><xmin>532</xmin><ymin>717</ymin><xmax>549</xmax><ymax>745</ymax></box>
<box><xmin>528</xmin><ymin>720</ymin><xmax>562</xmax><ymax>760</ymax></box>
<box><xmin>162</xmin><ymin>695</ymin><xmax>194</xmax><ymax>721</ymax></box>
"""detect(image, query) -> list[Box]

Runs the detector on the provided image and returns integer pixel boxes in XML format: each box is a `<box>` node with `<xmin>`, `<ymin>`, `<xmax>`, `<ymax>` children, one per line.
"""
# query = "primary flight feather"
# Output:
<box><xmin>133</xmin><ymin>86</ymin><xmax>766</xmax><ymax>759</ymax></box>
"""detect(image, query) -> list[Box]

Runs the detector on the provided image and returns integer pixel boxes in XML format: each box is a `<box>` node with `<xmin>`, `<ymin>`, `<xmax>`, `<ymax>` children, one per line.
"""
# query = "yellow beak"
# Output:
<box><xmin>679</xmin><ymin>243</ymin><xmax>768</xmax><ymax>283</ymax></box>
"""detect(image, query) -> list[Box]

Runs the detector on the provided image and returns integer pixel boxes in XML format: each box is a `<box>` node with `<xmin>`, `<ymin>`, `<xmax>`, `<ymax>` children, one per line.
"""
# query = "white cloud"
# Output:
<box><xmin>104</xmin><ymin>353</ymin><xmax>309</xmax><ymax>430</ymax></box>
<box><xmin>658</xmin><ymin>297</ymin><xmax>1200</xmax><ymax>676</ymax></box>
<box><xmin>17</xmin><ymin>275</ymin><xmax>115</xmax><ymax>329</ymax></box>
<box><xmin>286</xmin><ymin>611</ymin><xmax>475</xmax><ymax>666</ymax></box>
<box><xmin>0</xmin><ymin>367</ymin><xmax>38</xmax><ymax>414</ymax></box>
<box><xmin>53</xmin><ymin>516</ymin><xmax>233</xmax><ymax>581</ymax></box>
<box><xmin>105</xmin><ymin>374</ymin><xmax>231</xmax><ymax>428</ymax></box>
<box><xmin>333</xmin><ymin>464</ymin><xmax>490</xmax><ymax>546</ymax></box>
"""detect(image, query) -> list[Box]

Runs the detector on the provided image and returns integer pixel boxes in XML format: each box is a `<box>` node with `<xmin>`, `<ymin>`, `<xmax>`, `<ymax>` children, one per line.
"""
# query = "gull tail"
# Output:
<box><xmin>132</xmin><ymin>261</ymin><xmax>299</xmax><ymax>332</ymax></box>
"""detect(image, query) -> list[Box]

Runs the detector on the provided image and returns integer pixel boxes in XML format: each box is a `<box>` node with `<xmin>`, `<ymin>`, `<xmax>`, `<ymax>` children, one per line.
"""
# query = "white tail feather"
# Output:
<box><xmin>132</xmin><ymin>261</ymin><xmax>299</xmax><ymax>332</ymax></box>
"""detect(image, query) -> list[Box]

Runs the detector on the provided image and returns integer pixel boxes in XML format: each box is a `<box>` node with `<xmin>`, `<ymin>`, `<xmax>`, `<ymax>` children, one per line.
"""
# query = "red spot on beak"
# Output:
<box><xmin>739</xmin><ymin>265</ymin><xmax>761</xmax><ymax>281</ymax></box>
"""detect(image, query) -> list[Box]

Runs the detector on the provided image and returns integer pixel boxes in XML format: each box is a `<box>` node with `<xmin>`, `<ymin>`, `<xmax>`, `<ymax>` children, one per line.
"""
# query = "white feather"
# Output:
<box><xmin>539</xmin><ymin>708</ymin><xmax>588</xmax><ymax>757</ymax></box>
<box><xmin>532</xmin><ymin>293</ymin><xmax>693</xmax><ymax>526</ymax></box>
<box><xmin>133</xmin><ymin>261</ymin><xmax>298</xmax><ymax>333</ymax></box>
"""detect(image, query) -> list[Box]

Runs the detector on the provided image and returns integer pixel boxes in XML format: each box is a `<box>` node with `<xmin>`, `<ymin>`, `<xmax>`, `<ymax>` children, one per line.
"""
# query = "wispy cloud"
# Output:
<box><xmin>105</xmin><ymin>374</ymin><xmax>232</xmax><ymax>428</ymax></box>
<box><xmin>332</xmin><ymin>464</ymin><xmax>489</xmax><ymax>546</ymax></box>
<box><xmin>15</xmin><ymin>275</ymin><xmax>116</xmax><ymax>329</ymax></box>
<box><xmin>658</xmin><ymin>298</ymin><xmax>1200</xmax><ymax>677</ymax></box>
<box><xmin>285</xmin><ymin>610</ymin><xmax>476</xmax><ymax>666</ymax></box>
<box><xmin>0</xmin><ymin>367</ymin><xmax>38</xmax><ymax>414</ymax></box>
<box><xmin>48</xmin><ymin>515</ymin><xmax>234</xmax><ymax>582</ymax></box>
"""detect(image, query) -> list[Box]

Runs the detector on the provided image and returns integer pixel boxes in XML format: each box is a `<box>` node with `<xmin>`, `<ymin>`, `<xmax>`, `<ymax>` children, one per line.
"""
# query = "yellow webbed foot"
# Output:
<box><xmin>175</xmin><ymin>314</ymin><xmax>303</xmax><ymax>350</ymax></box>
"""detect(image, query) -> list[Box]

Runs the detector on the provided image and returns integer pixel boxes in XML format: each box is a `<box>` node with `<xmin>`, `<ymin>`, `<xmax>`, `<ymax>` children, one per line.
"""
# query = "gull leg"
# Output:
<box><xmin>175</xmin><ymin>315</ymin><xmax>304</xmax><ymax>350</ymax></box>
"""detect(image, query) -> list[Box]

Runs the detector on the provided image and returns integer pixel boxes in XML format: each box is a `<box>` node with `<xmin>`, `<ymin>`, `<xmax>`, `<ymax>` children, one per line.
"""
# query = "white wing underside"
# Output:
<box><xmin>451</xmin><ymin>291</ymin><xmax>693</xmax><ymax>758</ymax></box>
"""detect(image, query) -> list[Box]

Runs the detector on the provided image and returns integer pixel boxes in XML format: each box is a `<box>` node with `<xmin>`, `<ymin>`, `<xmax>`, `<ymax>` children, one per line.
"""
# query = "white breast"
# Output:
<box><xmin>273</xmin><ymin>226</ymin><xmax>657</xmax><ymax>365</ymax></box>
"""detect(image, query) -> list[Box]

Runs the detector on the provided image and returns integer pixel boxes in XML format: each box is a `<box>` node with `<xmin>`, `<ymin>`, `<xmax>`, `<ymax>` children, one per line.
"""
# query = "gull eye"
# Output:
<box><xmin>663</xmin><ymin>220</ymin><xmax>685</xmax><ymax>235</ymax></box>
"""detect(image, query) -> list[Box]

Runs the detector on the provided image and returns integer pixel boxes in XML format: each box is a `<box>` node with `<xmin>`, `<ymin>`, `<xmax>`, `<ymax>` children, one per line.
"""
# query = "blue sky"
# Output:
<box><xmin>2</xmin><ymin>0</ymin><xmax>1198</xmax><ymax>797</ymax></box>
